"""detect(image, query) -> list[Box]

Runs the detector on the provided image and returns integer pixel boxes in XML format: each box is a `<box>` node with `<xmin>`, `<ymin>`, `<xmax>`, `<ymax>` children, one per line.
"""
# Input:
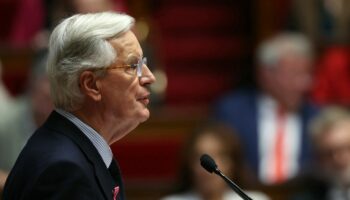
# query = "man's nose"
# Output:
<box><xmin>139</xmin><ymin>65</ymin><xmax>156</xmax><ymax>85</ymax></box>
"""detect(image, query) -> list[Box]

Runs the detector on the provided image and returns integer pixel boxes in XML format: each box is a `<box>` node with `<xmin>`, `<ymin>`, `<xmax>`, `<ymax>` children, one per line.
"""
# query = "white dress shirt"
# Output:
<box><xmin>56</xmin><ymin>109</ymin><xmax>113</xmax><ymax>168</ymax></box>
<box><xmin>258</xmin><ymin>94</ymin><xmax>302</xmax><ymax>184</ymax></box>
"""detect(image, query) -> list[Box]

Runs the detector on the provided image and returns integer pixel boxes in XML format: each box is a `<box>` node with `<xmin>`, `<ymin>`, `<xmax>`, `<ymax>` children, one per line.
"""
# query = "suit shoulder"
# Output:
<box><xmin>21</xmin><ymin>126</ymin><xmax>89</xmax><ymax>168</ymax></box>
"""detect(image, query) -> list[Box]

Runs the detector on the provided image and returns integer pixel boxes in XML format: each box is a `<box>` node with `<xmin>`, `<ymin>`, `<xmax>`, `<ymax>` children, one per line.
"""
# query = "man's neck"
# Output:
<box><xmin>72</xmin><ymin>108</ymin><xmax>111</xmax><ymax>143</ymax></box>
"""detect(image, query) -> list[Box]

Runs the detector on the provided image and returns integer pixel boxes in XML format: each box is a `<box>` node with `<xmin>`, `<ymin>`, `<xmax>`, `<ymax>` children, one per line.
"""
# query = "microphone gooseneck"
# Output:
<box><xmin>200</xmin><ymin>154</ymin><xmax>253</xmax><ymax>200</ymax></box>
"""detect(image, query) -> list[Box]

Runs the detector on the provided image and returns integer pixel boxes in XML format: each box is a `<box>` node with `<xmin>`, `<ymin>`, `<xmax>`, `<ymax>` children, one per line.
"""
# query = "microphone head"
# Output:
<box><xmin>200</xmin><ymin>154</ymin><xmax>218</xmax><ymax>173</ymax></box>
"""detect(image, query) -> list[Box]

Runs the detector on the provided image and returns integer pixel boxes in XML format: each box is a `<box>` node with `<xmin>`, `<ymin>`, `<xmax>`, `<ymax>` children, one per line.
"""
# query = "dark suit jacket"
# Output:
<box><xmin>2</xmin><ymin>111</ymin><xmax>125</xmax><ymax>200</ymax></box>
<box><xmin>213</xmin><ymin>89</ymin><xmax>319</xmax><ymax>177</ymax></box>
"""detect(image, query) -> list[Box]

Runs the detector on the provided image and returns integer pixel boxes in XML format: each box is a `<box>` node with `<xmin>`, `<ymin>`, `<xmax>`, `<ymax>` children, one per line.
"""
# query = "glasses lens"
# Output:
<box><xmin>137</xmin><ymin>57</ymin><xmax>147</xmax><ymax>77</ymax></box>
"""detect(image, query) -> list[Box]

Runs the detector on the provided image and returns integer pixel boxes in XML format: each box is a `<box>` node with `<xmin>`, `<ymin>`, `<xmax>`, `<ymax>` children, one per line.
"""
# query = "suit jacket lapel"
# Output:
<box><xmin>44</xmin><ymin>111</ymin><xmax>116</xmax><ymax>200</ymax></box>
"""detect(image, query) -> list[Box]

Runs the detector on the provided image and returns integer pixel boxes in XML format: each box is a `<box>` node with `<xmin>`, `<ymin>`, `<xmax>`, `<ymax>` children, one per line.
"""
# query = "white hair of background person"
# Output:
<box><xmin>256</xmin><ymin>32</ymin><xmax>313</xmax><ymax>68</ymax></box>
<box><xmin>47</xmin><ymin>12</ymin><xmax>135</xmax><ymax>112</ymax></box>
<box><xmin>309</xmin><ymin>106</ymin><xmax>350</xmax><ymax>140</ymax></box>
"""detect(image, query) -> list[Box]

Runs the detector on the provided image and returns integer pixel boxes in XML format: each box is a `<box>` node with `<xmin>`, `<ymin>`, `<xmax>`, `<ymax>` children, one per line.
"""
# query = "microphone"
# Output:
<box><xmin>200</xmin><ymin>154</ymin><xmax>253</xmax><ymax>200</ymax></box>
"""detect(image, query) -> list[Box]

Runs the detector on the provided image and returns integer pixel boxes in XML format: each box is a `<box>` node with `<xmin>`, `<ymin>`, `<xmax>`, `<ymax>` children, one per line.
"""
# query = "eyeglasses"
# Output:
<box><xmin>91</xmin><ymin>57</ymin><xmax>147</xmax><ymax>77</ymax></box>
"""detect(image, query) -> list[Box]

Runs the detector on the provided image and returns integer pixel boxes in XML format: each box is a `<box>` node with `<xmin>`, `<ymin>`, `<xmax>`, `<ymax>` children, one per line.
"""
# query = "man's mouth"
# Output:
<box><xmin>137</xmin><ymin>94</ymin><xmax>150</xmax><ymax>106</ymax></box>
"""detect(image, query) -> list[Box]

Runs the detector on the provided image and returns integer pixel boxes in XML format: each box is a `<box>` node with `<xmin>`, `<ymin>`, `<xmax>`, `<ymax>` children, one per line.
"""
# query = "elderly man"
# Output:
<box><xmin>292</xmin><ymin>107</ymin><xmax>350</xmax><ymax>200</ymax></box>
<box><xmin>3</xmin><ymin>12</ymin><xmax>155</xmax><ymax>200</ymax></box>
<box><xmin>213</xmin><ymin>32</ymin><xmax>318</xmax><ymax>184</ymax></box>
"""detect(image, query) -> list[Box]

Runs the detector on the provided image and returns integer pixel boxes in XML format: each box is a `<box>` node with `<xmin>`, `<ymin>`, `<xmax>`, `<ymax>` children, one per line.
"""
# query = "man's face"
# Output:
<box><xmin>97</xmin><ymin>31</ymin><xmax>155</xmax><ymax>135</ymax></box>
<box><xmin>261</xmin><ymin>54</ymin><xmax>313</xmax><ymax>110</ymax></box>
<box><xmin>317</xmin><ymin>121</ymin><xmax>350</xmax><ymax>185</ymax></box>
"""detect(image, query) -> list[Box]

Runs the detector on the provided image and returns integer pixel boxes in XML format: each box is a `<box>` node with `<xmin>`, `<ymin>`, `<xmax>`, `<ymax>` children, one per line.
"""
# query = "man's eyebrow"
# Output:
<box><xmin>126</xmin><ymin>54</ymin><xmax>142</xmax><ymax>63</ymax></box>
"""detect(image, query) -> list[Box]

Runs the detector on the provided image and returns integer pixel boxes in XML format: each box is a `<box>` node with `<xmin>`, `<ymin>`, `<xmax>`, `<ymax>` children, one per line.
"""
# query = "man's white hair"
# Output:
<box><xmin>47</xmin><ymin>12</ymin><xmax>134</xmax><ymax>111</ymax></box>
<box><xmin>256</xmin><ymin>32</ymin><xmax>313</xmax><ymax>68</ymax></box>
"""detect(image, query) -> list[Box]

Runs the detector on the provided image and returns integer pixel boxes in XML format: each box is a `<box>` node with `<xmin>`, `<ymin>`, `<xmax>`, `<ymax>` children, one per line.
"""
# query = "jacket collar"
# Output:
<box><xmin>44</xmin><ymin>111</ymin><xmax>117</xmax><ymax>200</ymax></box>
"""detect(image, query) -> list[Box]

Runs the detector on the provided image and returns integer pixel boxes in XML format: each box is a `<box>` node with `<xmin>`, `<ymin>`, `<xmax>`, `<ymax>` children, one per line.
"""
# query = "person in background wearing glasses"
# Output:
<box><xmin>291</xmin><ymin>107</ymin><xmax>350</xmax><ymax>200</ymax></box>
<box><xmin>2</xmin><ymin>12</ymin><xmax>155</xmax><ymax>200</ymax></box>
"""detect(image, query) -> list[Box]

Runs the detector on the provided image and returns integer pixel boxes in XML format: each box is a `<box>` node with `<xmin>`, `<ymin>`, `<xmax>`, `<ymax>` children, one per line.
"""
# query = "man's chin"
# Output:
<box><xmin>138</xmin><ymin>109</ymin><xmax>150</xmax><ymax>123</ymax></box>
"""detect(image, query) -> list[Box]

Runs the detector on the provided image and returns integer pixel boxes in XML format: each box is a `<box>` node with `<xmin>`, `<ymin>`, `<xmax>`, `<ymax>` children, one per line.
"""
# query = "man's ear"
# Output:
<box><xmin>79</xmin><ymin>71</ymin><xmax>101</xmax><ymax>101</ymax></box>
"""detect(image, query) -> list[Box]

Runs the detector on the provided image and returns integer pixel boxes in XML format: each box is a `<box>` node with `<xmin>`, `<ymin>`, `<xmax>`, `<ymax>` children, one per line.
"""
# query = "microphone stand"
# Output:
<box><xmin>214</xmin><ymin>169</ymin><xmax>253</xmax><ymax>200</ymax></box>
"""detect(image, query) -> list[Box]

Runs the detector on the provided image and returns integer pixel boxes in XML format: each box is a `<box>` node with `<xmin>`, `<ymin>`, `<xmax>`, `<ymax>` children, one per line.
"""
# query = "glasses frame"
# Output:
<box><xmin>90</xmin><ymin>57</ymin><xmax>147</xmax><ymax>77</ymax></box>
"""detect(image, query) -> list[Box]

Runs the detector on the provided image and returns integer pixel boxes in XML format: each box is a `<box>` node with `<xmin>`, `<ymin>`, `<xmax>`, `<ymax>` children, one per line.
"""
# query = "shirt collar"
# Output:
<box><xmin>55</xmin><ymin>109</ymin><xmax>113</xmax><ymax>167</ymax></box>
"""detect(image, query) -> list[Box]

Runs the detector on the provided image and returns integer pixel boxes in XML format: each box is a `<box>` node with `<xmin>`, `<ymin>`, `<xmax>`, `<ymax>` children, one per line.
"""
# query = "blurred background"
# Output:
<box><xmin>0</xmin><ymin>0</ymin><xmax>349</xmax><ymax>199</ymax></box>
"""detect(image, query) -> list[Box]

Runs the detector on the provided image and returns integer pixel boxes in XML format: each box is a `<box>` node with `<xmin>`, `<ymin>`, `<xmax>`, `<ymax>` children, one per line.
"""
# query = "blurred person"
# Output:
<box><xmin>0</xmin><ymin>50</ymin><xmax>53</xmax><ymax>180</ymax></box>
<box><xmin>0</xmin><ymin>59</ymin><xmax>14</xmax><ymax>121</ymax></box>
<box><xmin>213</xmin><ymin>32</ymin><xmax>319</xmax><ymax>185</ymax></box>
<box><xmin>292</xmin><ymin>107</ymin><xmax>350</xmax><ymax>200</ymax></box>
<box><xmin>162</xmin><ymin>123</ymin><xmax>270</xmax><ymax>200</ymax></box>
<box><xmin>2</xmin><ymin>12</ymin><xmax>155</xmax><ymax>200</ymax></box>
<box><xmin>0</xmin><ymin>60</ymin><xmax>15</xmax><ymax>193</ymax></box>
